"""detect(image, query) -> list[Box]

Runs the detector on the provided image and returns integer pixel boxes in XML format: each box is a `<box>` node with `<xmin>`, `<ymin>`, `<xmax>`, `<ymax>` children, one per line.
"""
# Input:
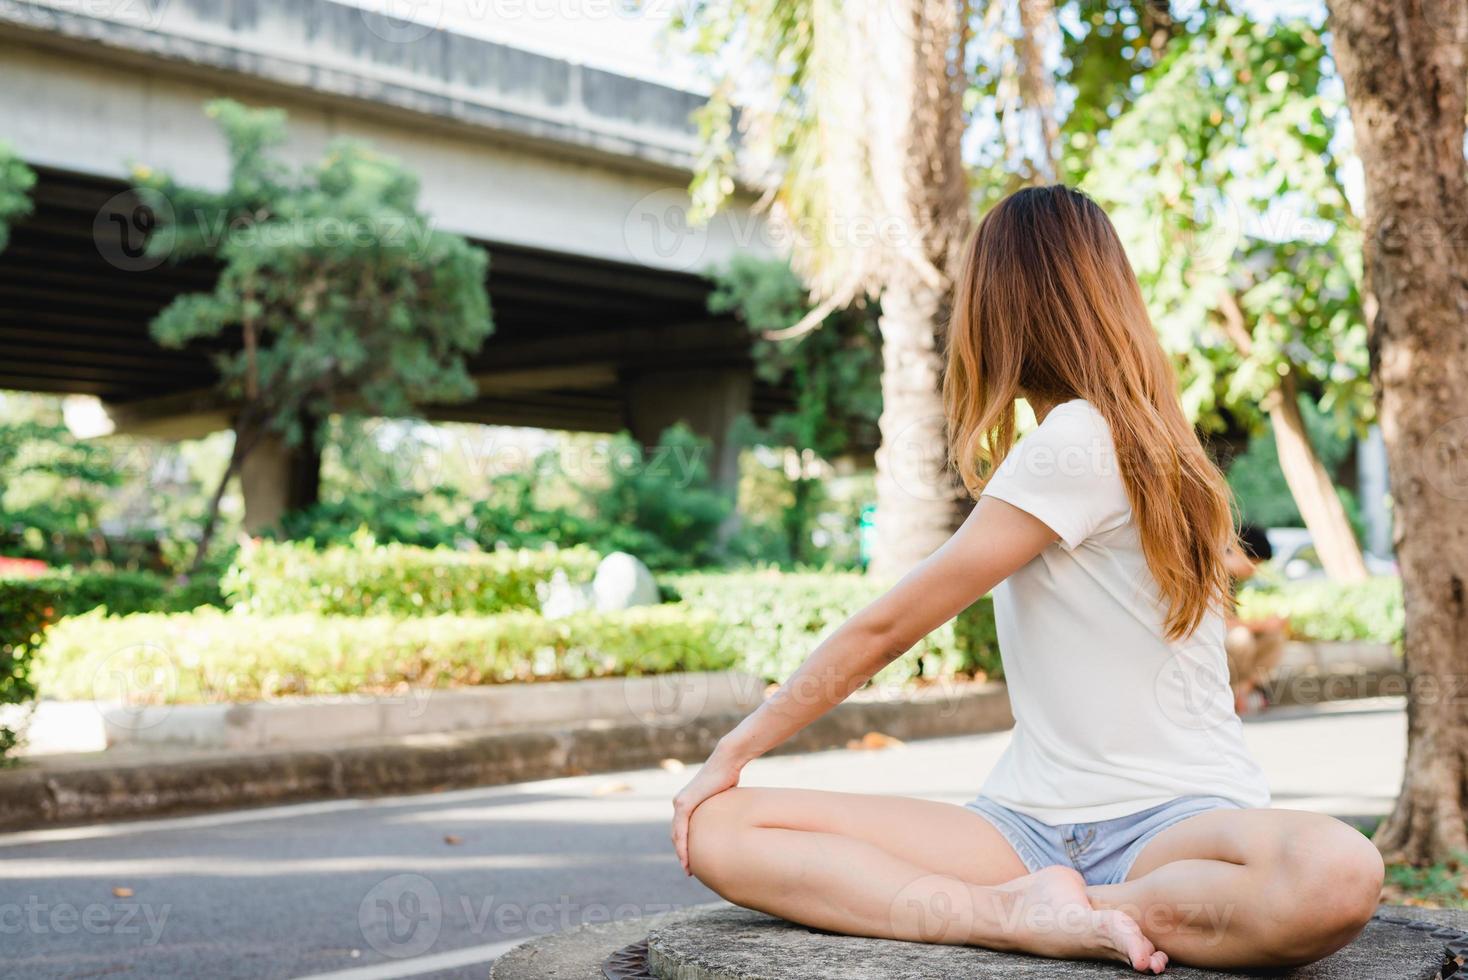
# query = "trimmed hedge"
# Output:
<box><xmin>670</xmin><ymin>570</ymin><xmax>1001</xmax><ymax>685</ymax></box>
<box><xmin>1236</xmin><ymin>576</ymin><xmax>1404</xmax><ymax>646</ymax></box>
<box><xmin>0</xmin><ymin>567</ymin><xmax>218</xmax><ymax>758</ymax></box>
<box><xmin>0</xmin><ymin>577</ymin><xmax>48</xmax><ymax>759</ymax></box>
<box><xmin>34</xmin><ymin>604</ymin><xmax>733</xmax><ymax>703</ymax></box>
<box><xmin>222</xmin><ymin>536</ymin><xmax>601</xmax><ymax>617</ymax></box>
<box><xmin>0</xmin><ymin>568</ymin><xmax>216</xmax><ymax>621</ymax></box>
<box><xmin>51</xmin><ymin>569</ymin><xmax>168</xmax><ymax>617</ymax></box>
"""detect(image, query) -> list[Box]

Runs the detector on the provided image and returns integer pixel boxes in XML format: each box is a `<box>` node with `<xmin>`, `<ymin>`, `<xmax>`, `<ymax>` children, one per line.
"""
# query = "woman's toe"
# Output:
<box><xmin>1100</xmin><ymin>910</ymin><xmax>1159</xmax><ymax>972</ymax></box>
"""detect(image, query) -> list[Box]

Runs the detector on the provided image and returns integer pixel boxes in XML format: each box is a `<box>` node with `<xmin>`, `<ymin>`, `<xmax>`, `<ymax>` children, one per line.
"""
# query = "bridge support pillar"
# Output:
<box><xmin>239</xmin><ymin>431</ymin><xmax>322</xmax><ymax>534</ymax></box>
<box><xmin>624</xmin><ymin>367</ymin><xmax>751</xmax><ymax>491</ymax></box>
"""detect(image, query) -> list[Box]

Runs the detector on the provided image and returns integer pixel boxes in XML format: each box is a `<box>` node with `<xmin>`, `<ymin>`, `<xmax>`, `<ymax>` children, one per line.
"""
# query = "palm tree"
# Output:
<box><xmin>682</xmin><ymin>0</ymin><xmax>976</xmax><ymax>578</ymax></box>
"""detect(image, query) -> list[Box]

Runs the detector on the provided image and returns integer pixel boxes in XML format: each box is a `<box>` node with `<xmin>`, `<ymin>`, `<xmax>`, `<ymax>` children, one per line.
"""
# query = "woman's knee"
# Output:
<box><xmin>686</xmin><ymin>788</ymin><xmax>760</xmax><ymax>887</ymax></box>
<box><xmin>1262</xmin><ymin>818</ymin><xmax>1383</xmax><ymax>960</ymax></box>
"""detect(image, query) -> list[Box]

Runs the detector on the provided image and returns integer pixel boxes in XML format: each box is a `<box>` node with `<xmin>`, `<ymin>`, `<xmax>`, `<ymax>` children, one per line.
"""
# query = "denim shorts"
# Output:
<box><xmin>965</xmin><ymin>795</ymin><xmax>1243</xmax><ymax>886</ymax></box>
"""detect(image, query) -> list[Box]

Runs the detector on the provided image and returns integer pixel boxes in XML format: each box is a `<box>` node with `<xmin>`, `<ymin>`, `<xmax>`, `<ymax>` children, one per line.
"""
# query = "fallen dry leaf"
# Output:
<box><xmin>592</xmin><ymin>780</ymin><xmax>633</xmax><ymax>796</ymax></box>
<box><xmin>443</xmin><ymin>834</ymin><xmax>463</xmax><ymax>846</ymax></box>
<box><xmin>846</xmin><ymin>732</ymin><xmax>905</xmax><ymax>752</ymax></box>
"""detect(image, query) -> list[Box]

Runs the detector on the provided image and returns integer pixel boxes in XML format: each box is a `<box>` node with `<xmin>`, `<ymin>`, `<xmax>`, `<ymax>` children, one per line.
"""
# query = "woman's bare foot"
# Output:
<box><xmin>992</xmin><ymin>866</ymin><xmax>1168</xmax><ymax>973</ymax></box>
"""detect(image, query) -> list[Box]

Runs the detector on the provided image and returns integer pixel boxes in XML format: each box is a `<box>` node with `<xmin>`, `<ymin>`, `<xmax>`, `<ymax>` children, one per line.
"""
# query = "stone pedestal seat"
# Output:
<box><xmin>490</xmin><ymin>905</ymin><xmax>1468</xmax><ymax>980</ymax></box>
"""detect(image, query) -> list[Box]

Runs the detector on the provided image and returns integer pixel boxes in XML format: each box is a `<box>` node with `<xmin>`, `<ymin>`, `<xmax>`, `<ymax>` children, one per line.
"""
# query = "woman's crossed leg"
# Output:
<box><xmin>686</xmin><ymin>788</ymin><xmax>1382</xmax><ymax>973</ymax></box>
<box><xmin>1088</xmin><ymin>806</ymin><xmax>1384</xmax><ymax>968</ymax></box>
<box><xmin>687</xmin><ymin>787</ymin><xmax>1167</xmax><ymax>972</ymax></box>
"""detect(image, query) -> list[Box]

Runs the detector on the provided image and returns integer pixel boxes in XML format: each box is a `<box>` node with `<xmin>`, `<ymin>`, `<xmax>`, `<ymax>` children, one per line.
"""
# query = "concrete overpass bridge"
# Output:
<box><xmin>0</xmin><ymin>0</ymin><xmax>791</xmax><ymax>524</ymax></box>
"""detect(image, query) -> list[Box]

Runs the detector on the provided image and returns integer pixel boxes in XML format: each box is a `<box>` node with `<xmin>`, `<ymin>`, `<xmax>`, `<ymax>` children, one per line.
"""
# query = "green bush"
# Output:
<box><xmin>1</xmin><ymin>566</ymin><xmax>211</xmax><ymax>758</ymax></box>
<box><xmin>671</xmin><ymin>570</ymin><xmax>1000</xmax><ymax>685</ymax></box>
<box><xmin>0</xmin><ymin>577</ymin><xmax>48</xmax><ymax>760</ymax></box>
<box><xmin>279</xmin><ymin>426</ymin><xmax>734</xmax><ymax>572</ymax></box>
<box><xmin>52</xmin><ymin>569</ymin><xmax>168</xmax><ymax>617</ymax></box>
<box><xmin>275</xmin><ymin>488</ymin><xmax>465</xmax><ymax>550</ymax></box>
<box><xmin>0</xmin><ymin>567</ymin><xmax>218</xmax><ymax>622</ymax></box>
<box><xmin>469</xmin><ymin>427</ymin><xmax>734</xmax><ymax>571</ymax></box>
<box><xmin>223</xmin><ymin>534</ymin><xmax>601</xmax><ymax>616</ymax></box>
<box><xmin>1236</xmin><ymin>576</ymin><xmax>1403</xmax><ymax>646</ymax></box>
<box><xmin>34</xmin><ymin>604</ymin><xmax>734</xmax><ymax>703</ymax></box>
<box><xmin>159</xmin><ymin>572</ymin><xmax>227</xmax><ymax>613</ymax></box>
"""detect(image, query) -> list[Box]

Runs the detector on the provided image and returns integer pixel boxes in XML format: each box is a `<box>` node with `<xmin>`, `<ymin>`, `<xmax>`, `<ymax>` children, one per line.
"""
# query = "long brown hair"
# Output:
<box><xmin>944</xmin><ymin>185</ymin><xmax>1234</xmax><ymax>640</ymax></box>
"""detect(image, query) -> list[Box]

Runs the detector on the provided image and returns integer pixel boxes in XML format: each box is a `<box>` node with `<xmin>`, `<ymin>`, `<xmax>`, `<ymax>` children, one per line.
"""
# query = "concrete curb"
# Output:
<box><xmin>17</xmin><ymin>671</ymin><xmax>768</xmax><ymax>755</ymax></box>
<box><xmin>0</xmin><ymin>682</ymin><xmax>1014</xmax><ymax>831</ymax></box>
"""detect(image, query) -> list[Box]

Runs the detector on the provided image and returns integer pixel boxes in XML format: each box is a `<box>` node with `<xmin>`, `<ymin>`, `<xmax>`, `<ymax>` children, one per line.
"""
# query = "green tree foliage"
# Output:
<box><xmin>1226</xmin><ymin>394</ymin><xmax>1361</xmax><ymax>531</ymax></box>
<box><xmin>1082</xmin><ymin>15</ymin><xmax>1367</xmax><ymax>431</ymax></box>
<box><xmin>1056</xmin><ymin>1</ymin><xmax>1228</xmax><ymax>181</ymax></box>
<box><xmin>708</xmin><ymin>256</ymin><xmax>881</xmax><ymax>565</ymax></box>
<box><xmin>280</xmin><ymin>426</ymin><xmax>732</xmax><ymax>571</ymax></box>
<box><xmin>137</xmin><ymin>100</ymin><xmax>493</xmax><ymax>569</ymax></box>
<box><xmin>0</xmin><ymin>417</ymin><xmax>119</xmax><ymax>564</ymax></box>
<box><xmin>708</xmin><ymin>256</ymin><xmax>881</xmax><ymax>460</ymax></box>
<box><xmin>276</xmin><ymin>488</ymin><xmax>466</xmax><ymax>550</ymax></box>
<box><xmin>574</xmin><ymin>426</ymin><xmax>733</xmax><ymax>570</ymax></box>
<box><xmin>0</xmin><ymin>141</ymin><xmax>35</xmax><ymax>253</ymax></box>
<box><xmin>458</xmin><ymin>427</ymin><xmax>732</xmax><ymax>569</ymax></box>
<box><xmin>1078</xmin><ymin>13</ymin><xmax>1371</xmax><ymax>578</ymax></box>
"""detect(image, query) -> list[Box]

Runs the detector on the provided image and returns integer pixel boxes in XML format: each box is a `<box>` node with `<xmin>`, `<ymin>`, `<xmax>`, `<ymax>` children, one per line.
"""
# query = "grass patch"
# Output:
<box><xmin>1382</xmin><ymin>857</ymin><xmax>1468</xmax><ymax>910</ymax></box>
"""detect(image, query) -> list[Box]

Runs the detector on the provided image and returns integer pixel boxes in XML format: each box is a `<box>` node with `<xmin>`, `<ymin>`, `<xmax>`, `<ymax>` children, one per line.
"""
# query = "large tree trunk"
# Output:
<box><xmin>1268</xmin><ymin>368</ymin><xmax>1369</xmax><ymax>581</ymax></box>
<box><xmin>870</xmin><ymin>276</ymin><xmax>969</xmax><ymax>579</ymax></box>
<box><xmin>866</xmin><ymin>0</ymin><xmax>973</xmax><ymax>579</ymax></box>
<box><xmin>1326</xmin><ymin>0</ymin><xmax>1468</xmax><ymax>864</ymax></box>
<box><xmin>1216</xmin><ymin>290</ymin><xmax>1368</xmax><ymax>579</ymax></box>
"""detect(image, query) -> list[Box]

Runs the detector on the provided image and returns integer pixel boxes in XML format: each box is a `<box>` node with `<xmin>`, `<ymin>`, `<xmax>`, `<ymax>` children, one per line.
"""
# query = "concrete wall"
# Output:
<box><xmin>0</xmin><ymin>0</ymin><xmax>772</xmax><ymax>271</ymax></box>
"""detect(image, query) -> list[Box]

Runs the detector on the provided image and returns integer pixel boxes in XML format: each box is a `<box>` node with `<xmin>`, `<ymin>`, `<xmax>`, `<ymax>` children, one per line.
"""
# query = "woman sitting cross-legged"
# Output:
<box><xmin>669</xmin><ymin>186</ymin><xmax>1384</xmax><ymax>974</ymax></box>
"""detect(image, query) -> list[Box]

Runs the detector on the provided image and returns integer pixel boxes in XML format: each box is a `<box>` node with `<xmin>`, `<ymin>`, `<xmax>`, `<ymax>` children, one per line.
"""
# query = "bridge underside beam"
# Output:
<box><xmin>0</xmin><ymin>168</ymin><xmax>796</xmax><ymax>507</ymax></box>
<box><xmin>0</xmin><ymin>166</ymin><xmax>791</xmax><ymax>419</ymax></box>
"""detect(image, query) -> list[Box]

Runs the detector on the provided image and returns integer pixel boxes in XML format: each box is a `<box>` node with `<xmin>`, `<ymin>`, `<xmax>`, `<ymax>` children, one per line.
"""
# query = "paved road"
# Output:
<box><xmin>0</xmin><ymin>698</ymin><xmax>1405</xmax><ymax>980</ymax></box>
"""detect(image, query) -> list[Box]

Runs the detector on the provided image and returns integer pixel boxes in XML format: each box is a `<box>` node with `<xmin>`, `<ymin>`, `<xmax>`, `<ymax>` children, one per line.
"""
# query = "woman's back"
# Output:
<box><xmin>978</xmin><ymin>399</ymin><xmax>1270</xmax><ymax>823</ymax></box>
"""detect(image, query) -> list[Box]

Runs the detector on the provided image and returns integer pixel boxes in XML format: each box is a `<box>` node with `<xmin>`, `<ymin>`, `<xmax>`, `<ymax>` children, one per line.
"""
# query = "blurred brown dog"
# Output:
<box><xmin>1224</xmin><ymin>526</ymin><xmax>1289</xmax><ymax>715</ymax></box>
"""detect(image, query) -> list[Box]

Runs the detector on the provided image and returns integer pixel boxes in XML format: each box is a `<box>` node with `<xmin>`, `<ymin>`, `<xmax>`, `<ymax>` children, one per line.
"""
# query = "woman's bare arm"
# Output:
<box><xmin>671</xmin><ymin>496</ymin><xmax>1059</xmax><ymax>871</ymax></box>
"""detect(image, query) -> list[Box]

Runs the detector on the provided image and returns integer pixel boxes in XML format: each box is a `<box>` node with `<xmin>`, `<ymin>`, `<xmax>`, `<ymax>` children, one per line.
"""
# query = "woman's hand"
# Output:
<box><xmin>671</xmin><ymin>748</ymin><xmax>743</xmax><ymax>875</ymax></box>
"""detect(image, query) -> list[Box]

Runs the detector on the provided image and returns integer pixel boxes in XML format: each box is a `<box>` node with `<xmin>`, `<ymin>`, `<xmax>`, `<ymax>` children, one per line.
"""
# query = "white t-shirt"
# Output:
<box><xmin>978</xmin><ymin>399</ymin><xmax>1271</xmax><ymax>824</ymax></box>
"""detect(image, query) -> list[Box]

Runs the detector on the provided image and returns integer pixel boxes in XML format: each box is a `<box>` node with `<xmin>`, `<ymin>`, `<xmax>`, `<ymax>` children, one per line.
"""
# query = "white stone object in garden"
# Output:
<box><xmin>592</xmin><ymin>552</ymin><xmax>659</xmax><ymax>611</ymax></box>
<box><xmin>540</xmin><ymin>569</ymin><xmax>595</xmax><ymax>619</ymax></box>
